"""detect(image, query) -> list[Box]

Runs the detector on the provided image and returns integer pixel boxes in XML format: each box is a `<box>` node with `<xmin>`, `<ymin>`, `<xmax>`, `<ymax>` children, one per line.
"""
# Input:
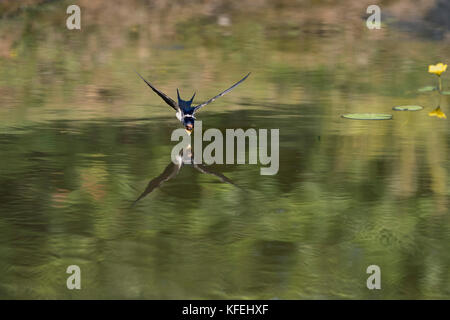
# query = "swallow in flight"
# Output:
<box><xmin>136</xmin><ymin>71</ymin><xmax>250</xmax><ymax>134</ymax></box>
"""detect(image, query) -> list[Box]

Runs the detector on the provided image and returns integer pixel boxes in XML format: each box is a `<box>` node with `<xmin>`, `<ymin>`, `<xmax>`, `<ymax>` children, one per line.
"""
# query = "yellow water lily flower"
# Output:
<box><xmin>428</xmin><ymin>106</ymin><xmax>447</xmax><ymax>119</ymax></box>
<box><xmin>428</xmin><ymin>63</ymin><xmax>447</xmax><ymax>76</ymax></box>
<box><xmin>9</xmin><ymin>49</ymin><xmax>17</xmax><ymax>59</ymax></box>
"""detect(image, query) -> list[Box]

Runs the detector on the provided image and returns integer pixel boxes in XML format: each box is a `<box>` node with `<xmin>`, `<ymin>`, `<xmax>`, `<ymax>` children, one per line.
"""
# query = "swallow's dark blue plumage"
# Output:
<box><xmin>136</xmin><ymin>71</ymin><xmax>250</xmax><ymax>133</ymax></box>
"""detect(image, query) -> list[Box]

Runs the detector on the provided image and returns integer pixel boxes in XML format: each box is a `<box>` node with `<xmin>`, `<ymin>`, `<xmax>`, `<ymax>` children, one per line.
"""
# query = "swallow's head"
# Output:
<box><xmin>183</xmin><ymin>116</ymin><xmax>195</xmax><ymax>134</ymax></box>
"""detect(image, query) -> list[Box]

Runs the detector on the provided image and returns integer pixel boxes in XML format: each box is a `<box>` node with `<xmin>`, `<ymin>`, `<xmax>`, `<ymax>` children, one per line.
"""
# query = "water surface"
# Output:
<box><xmin>0</xmin><ymin>1</ymin><xmax>449</xmax><ymax>299</ymax></box>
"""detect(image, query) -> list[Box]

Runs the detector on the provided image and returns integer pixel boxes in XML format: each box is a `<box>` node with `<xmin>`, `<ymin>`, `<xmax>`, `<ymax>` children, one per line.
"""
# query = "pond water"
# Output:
<box><xmin>0</xmin><ymin>1</ymin><xmax>449</xmax><ymax>299</ymax></box>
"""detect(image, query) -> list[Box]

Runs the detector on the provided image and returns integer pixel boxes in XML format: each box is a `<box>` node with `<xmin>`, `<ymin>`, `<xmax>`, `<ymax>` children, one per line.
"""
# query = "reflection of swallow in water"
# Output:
<box><xmin>136</xmin><ymin>71</ymin><xmax>250</xmax><ymax>134</ymax></box>
<box><xmin>132</xmin><ymin>148</ymin><xmax>240</xmax><ymax>205</ymax></box>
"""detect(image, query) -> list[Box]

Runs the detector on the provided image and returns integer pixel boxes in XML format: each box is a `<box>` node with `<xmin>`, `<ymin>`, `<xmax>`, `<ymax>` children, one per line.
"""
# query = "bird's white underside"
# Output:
<box><xmin>176</xmin><ymin>110</ymin><xmax>182</xmax><ymax>121</ymax></box>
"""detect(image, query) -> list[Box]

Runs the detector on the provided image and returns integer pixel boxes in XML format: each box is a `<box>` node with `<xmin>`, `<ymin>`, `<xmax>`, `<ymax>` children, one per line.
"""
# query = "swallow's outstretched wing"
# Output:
<box><xmin>193</xmin><ymin>163</ymin><xmax>241</xmax><ymax>189</ymax></box>
<box><xmin>132</xmin><ymin>161</ymin><xmax>182</xmax><ymax>205</ymax></box>
<box><xmin>136</xmin><ymin>71</ymin><xmax>179</xmax><ymax>112</ymax></box>
<box><xmin>193</xmin><ymin>73</ymin><xmax>251</xmax><ymax>113</ymax></box>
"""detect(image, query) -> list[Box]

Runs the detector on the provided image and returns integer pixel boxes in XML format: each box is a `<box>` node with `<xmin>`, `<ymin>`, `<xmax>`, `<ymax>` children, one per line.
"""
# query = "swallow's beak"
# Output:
<box><xmin>185</xmin><ymin>124</ymin><xmax>193</xmax><ymax>134</ymax></box>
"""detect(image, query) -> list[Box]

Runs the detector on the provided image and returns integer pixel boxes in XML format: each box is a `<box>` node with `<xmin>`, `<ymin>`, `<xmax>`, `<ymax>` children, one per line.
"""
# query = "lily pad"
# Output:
<box><xmin>418</xmin><ymin>86</ymin><xmax>437</xmax><ymax>93</ymax></box>
<box><xmin>341</xmin><ymin>113</ymin><xmax>393</xmax><ymax>120</ymax></box>
<box><xmin>392</xmin><ymin>105</ymin><xmax>423</xmax><ymax>111</ymax></box>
